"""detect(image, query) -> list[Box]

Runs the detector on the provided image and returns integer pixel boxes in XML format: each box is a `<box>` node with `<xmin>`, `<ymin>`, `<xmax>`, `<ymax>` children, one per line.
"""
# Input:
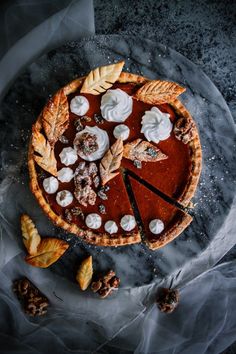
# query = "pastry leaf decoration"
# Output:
<box><xmin>21</xmin><ymin>214</ymin><xmax>41</xmax><ymax>256</ymax></box>
<box><xmin>32</xmin><ymin>126</ymin><xmax>57</xmax><ymax>176</ymax></box>
<box><xmin>76</xmin><ymin>256</ymin><xmax>93</xmax><ymax>291</ymax></box>
<box><xmin>123</xmin><ymin>139</ymin><xmax>168</xmax><ymax>162</ymax></box>
<box><xmin>134</xmin><ymin>80</ymin><xmax>186</xmax><ymax>105</ymax></box>
<box><xmin>99</xmin><ymin>139</ymin><xmax>123</xmax><ymax>185</ymax></box>
<box><xmin>80</xmin><ymin>61</ymin><xmax>125</xmax><ymax>95</ymax></box>
<box><xmin>42</xmin><ymin>89</ymin><xmax>69</xmax><ymax>145</ymax></box>
<box><xmin>25</xmin><ymin>238</ymin><xmax>69</xmax><ymax>268</ymax></box>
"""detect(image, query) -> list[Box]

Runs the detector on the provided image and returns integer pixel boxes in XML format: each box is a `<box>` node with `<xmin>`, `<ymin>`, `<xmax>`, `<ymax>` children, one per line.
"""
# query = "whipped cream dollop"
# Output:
<box><xmin>113</xmin><ymin>124</ymin><xmax>130</xmax><ymax>140</ymax></box>
<box><xmin>43</xmin><ymin>176</ymin><xmax>59</xmax><ymax>194</ymax></box>
<box><xmin>56</xmin><ymin>190</ymin><xmax>73</xmax><ymax>207</ymax></box>
<box><xmin>101</xmin><ymin>88</ymin><xmax>133</xmax><ymax>122</ymax></box>
<box><xmin>120</xmin><ymin>215</ymin><xmax>136</xmax><ymax>232</ymax></box>
<box><xmin>141</xmin><ymin>107</ymin><xmax>172</xmax><ymax>143</ymax></box>
<box><xmin>104</xmin><ymin>220</ymin><xmax>118</xmax><ymax>234</ymax></box>
<box><xmin>59</xmin><ymin>147</ymin><xmax>78</xmax><ymax>166</ymax></box>
<box><xmin>70</xmin><ymin>95</ymin><xmax>89</xmax><ymax>116</ymax></box>
<box><xmin>149</xmin><ymin>219</ymin><xmax>164</xmax><ymax>234</ymax></box>
<box><xmin>74</xmin><ymin>126</ymin><xmax>109</xmax><ymax>161</ymax></box>
<box><xmin>58</xmin><ymin>167</ymin><xmax>74</xmax><ymax>183</ymax></box>
<box><xmin>85</xmin><ymin>213</ymin><xmax>102</xmax><ymax>229</ymax></box>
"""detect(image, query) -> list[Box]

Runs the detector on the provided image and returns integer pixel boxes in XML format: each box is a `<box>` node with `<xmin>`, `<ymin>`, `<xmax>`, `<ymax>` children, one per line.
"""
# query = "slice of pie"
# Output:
<box><xmin>28</xmin><ymin>61</ymin><xmax>202</xmax><ymax>248</ymax></box>
<box><xmin>128</xmin><ymin>175</ymin><xmax>192</xmax><ymax>250</ymax></box>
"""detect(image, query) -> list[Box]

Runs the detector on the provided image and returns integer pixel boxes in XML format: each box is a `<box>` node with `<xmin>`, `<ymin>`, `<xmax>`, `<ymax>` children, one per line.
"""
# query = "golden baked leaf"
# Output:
<box><xmin>134</xmin><ymin>80</ymin><xmax>185</xmax><ymax>104</ymax></box>
<box><xmin>99</xmin><ymin>139</ymin><xmax>123</xmax><ymax>185</ymax></box>
<box><xmin>124</xmin><ymin>139</ymin><xmax>168</xmax><ymax>162</ymax></box>
<box><xmin>76</xmin><ymin>255</ymin><xmax>93</xmax><ymax>290</ymax></box>
<box><xmin>21</xmin><ymin>214</ymin><xmax>41</xmax><ymax>256</ymax></box>
<box><xmin>25</xmin><ymin>238</ymin><xmax>69</xmax><ymax>268</ymax></box>
<box><xmin>42</xmin><ymin>89</ymin><xmax>69</xmax><ymax>145</ymax></box>
<box><xmin>80</xmin><ymin>61</ymin><xmax>125</xmax><ymax>95</ymax></box>
<box><xmin>32</xmin><ymin>126</ymin><xmax>57</xmax><ymax>176</ymax></box>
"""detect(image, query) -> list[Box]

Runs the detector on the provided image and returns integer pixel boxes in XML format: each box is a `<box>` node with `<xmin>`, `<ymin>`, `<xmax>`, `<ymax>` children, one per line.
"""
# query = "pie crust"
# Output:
<box><xmin>28</xmin><ymin>67</ymin><xmax>202</xmax><ymax>248</ymax></box>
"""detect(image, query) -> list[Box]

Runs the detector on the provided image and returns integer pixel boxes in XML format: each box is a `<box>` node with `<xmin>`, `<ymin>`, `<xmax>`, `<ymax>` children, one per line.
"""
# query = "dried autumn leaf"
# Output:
<box><xmin>134</xmin><ymin>80</ymin><xmax>185</xmax><ymax>105</ymax></box>
<box><xmin>32</xmin><ymin>126</ymin><xmax>57</xmax><ymax>176</ymax></box>
<box><xmin>42</xmin><ymin>89</ymin><xmax>69</xmax><ymax>145</ymax></box>
<box><xmin>76</xmin><ymin>255</ymin><xmax>93</xmax><ymax>291</ymax></box>
<box><xmin>100</xmin><ymin>139</ymin><xmax>123</xmax><ymax>185</ymax></box>
<box><xmin>21</xmin><ymin>214</ymin><xmax>41</xmax><ymax>256</ymax></box>
<box><xmin>25</xmin><ymin>238</ymin><xmax>69</xmax><ymax>268</ymax></box>
<box><xmin>124</xmin><ymin>139</ymin><xmax>168</xmax><ymax>162</ymax></box>
<box><xmin>80</xmin><ymin>61</ymin><xmax>125</xmax><ymax>95</ymax></box>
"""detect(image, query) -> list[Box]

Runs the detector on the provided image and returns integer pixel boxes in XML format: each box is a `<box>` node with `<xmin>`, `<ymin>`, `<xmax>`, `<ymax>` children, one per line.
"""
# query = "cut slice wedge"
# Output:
<box><xmin>128</xmin><ymin>175</ymin><xmax>192</xmax><ymax>250</ymax></box>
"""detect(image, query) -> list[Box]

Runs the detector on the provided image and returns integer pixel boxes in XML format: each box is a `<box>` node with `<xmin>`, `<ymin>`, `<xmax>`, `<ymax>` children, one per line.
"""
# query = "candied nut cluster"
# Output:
<box><xmin>13</xmin><ymin>278</ymin><xmax>49</xmax><ymax>316</ymax></box>
<box><xmin>74</xmin><ymin>162</ymin><xmax>100</xmax><ymax>206</ymax></box>
<box><xmin>156</xmin><ymin>288</ymin><xmax>179</xmax><ymax>313</ymax></box>
<box><xmin>174</xmin><ymin>116</ymin><xmax>196</xmax><ymax>144</ymax></box>
<box><xmin>74</xmin><ymin>132</ymin><xmax>98</xmax><ymax>156</ymax></box>
<box><xmin>91</xmin><ymin>270</ymin><xmax>120</xmax><ymax>298</ymax></box>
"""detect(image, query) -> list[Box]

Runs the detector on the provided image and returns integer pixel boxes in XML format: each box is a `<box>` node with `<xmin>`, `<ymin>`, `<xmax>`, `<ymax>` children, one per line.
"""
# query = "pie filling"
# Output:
<box><xmin>128</xmin><ymin>176</ymin><xmax>191</xmax><ymax>244</ymax></box>
<box><xmin>35</xmin><ymin>79</ymin><xmax>194</xmax><ymax>241</ymax></box>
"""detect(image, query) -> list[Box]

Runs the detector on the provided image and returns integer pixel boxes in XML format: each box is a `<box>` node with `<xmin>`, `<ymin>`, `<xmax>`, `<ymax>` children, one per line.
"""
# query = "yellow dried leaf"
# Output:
<box><xmin>99</xmin><ymin>139</ymin><xmax>123</xmax><ymax>185</ymax></box>
<box><xmin>21</xmin><ymin>214</ymin><xmax>41</xmax><ymax>256</ymax></box>
<box><xmin>76</xmin><ymin>256</ymin><xmax>93</xmax><ymax>290</ymax></box>
<box><xmin>80</xmin><ymin>61</ymin><xmax>124</xmax><ymax>95</ymax></box>
<box><xmin>32</xmin><ymin>126</ymin><xmax>57</xmax><ymax>176</ymax></box>
<box><xmin>42</xmin><ymin>89</ymin><xmax>69</xmax><ymax>145</ymax></box>
<box><xmin>134</xmin><ymin>80</ymin><xmax>185</xmax><ymax>105</ymax></box>
<box><xmin>25</xmin><ymin>238</ymin><xmax>69</xmax><ymax>268</ymax></box>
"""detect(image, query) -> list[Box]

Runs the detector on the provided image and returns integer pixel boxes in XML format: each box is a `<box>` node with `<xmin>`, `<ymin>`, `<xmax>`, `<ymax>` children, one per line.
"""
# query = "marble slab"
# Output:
<box><xmin>0</xmin><ymin>35</ymin><xmax>235</xmax><ymax>288</ymax></box>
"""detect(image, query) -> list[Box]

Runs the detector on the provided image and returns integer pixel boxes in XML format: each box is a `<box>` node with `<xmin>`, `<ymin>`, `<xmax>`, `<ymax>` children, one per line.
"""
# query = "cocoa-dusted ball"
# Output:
<box><xmin>156</xmin><ymin>288</ymin><xmax>179</xmax><ymax>313</ymax></box>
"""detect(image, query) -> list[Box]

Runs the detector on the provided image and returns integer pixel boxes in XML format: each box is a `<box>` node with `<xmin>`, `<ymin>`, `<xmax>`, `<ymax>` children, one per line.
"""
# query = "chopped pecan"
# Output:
<box><xmin>13</xmin><ymin>278</ymin><xmax>49</xmax><ymax>316</ymax></box>
<box><xmin>59</xmin><ymin>135</ymin><xmax>69</xmax><ymax>144</ymax></box>
<box><xmin>98</xmin><ymin>204</ymin><xmax>106</xmax><ymax>214</ymax></box>
<box><xmin>174</xmin><ymin>116</ymin><xmax>196</xmax><ymax>144</ymax></box>
<box><xmin>74</xmin><ymin>118</ymin><xmax>84</xmax><ymax>132</ymax></box>
<box><xmin>65</xmin><ymin>209</ymin><xmax>73</xmax><ymax>223</ymax></box>
<box><xmin>156</xmin><ymin>288</ymin><xmax>179</xmax><ymax>313</ymax></box>
<box><xmin>91</xmin><ymin>270</ymin><xmax>120</xmax><ymax>298</ymax></box>
<box><xmin>74</xmin><ymin>132</ymin><xmax>98</xmax><ymax>156</ymax></box>
<box><xmin>71</xmin><ymin>206</ymin><xmax>85</xmax><ymax>220</ymax></box>
<box><xmin>94</xmin><ymin>113</ymin><xmax>104</xmax><ymax>124</ymax></box>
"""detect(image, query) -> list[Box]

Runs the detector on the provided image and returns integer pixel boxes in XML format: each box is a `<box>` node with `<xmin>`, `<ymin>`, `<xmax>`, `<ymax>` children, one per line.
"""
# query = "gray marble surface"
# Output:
<box><xmin>1</xmin><ymin>35</ymin><xmax>235</xmax><ymax>288</ymax></box>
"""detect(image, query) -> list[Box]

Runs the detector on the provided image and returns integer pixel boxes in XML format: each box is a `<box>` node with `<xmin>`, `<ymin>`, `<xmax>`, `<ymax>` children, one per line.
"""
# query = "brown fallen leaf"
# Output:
<box><xmin>25</xmin><ymin>238</ymin><xmax>69</xmax><ymax>268</ymax></box>
<box><xmin>21</xmin><ymin>214</ymin><xmax>41</xmax><ymax>256</ymax></box>
<box><xmin>32</xmin><ymin>125</ymin><xmax>57</xmax><ymax>176</ymax></box>
<box><xmin>42</xmin><ymin>89</ymin><xmax>69</xmax><ymax>145</ymax></box>
<box><xmin>123</xmin><ymin>139</ymin><xmax>168</xmax><ymax>162</ymax></box>
<box><xmin>134</xmin><ymin>80</ymin><xmax>185</xmax><ymax>105</ymax></box>
<box><xmin>99</xmin><ymin>139</ymin><xmax>123</xmax><ymax>185</ymax></box>
<box><xmin>80</xmin><ymin>61</ymin><xmax>124</xmax><ymax>95</ymax></box>
<box><xmin>76</xmin><ymin>255</ymin><xmax>93</xmax><ymax>291</ymax></box>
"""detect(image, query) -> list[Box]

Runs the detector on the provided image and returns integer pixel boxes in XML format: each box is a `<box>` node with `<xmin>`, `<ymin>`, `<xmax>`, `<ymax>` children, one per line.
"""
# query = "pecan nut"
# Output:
<box><xmin>174</xmin><ymin>116</ymin><xmax>196</xmax><ymax>144</ymax></box>
<box><xmin>156</xmin><ymin>288</ymin><xmax>179</xmax><ymax>313</ymax></box>
<box><xmin>13</xmin><ymin>278</ymin><xmax>49</xmax><ymax>316</ymax></box>
<box><xmin>91</xmin><ymin>270</ymin><xmax>120</xmax><ymax>298</ymax></box>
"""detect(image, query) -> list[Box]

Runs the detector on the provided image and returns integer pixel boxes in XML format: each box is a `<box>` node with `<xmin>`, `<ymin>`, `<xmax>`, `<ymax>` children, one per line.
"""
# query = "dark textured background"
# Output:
<box><xmin>95</xmin><ymin>0</ymin><xmax>236</xmax><ymax>122</ymax></box>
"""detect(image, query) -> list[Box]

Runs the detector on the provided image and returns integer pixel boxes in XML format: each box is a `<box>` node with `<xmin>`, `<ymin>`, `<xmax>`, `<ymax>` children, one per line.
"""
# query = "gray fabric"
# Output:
<box><xmin>0</xmin><ymin>0</ymin><xmax>95</xmax><ymax>100</ymax></box>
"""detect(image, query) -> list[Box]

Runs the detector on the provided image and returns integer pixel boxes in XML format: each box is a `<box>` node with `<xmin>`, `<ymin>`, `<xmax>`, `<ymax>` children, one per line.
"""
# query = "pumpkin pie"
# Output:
<box><xmin>28</xmin><ymin>61</ymin><xmax>202</xmax><ymax>248</ymax></box>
